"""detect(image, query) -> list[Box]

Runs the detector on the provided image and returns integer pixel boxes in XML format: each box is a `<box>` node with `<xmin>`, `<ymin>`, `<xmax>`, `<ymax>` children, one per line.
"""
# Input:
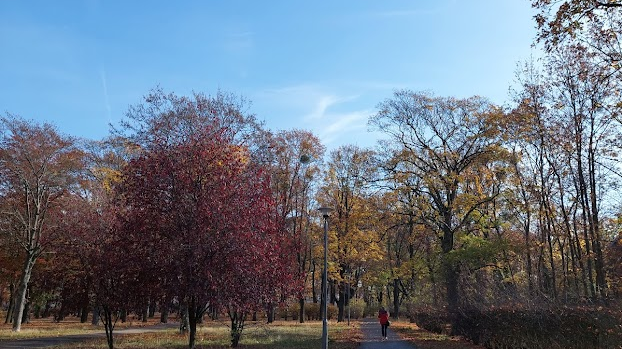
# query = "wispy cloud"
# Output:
<box><xmin>319</xmin><ymin>110</ymin><xmax>371</xmax><ymax>146</ymax></box>
<box><xmin>99</xmin><ymin>68</ymin><xmax>111</xmax><ymax>122</ymax></box>
<box><xmin>255</xmin><ymin>84</ymin><xmax>373</xmax><ymax>148</ymax></box>
<box><xmin>304</xmin><ymin>95</ymin><xmax>340</xmax><ymax>121</ymax></box>
<box><xmin>304</xmin><ymin>94</ymin><xmax>359</xmax><ymax>121</ymax></box>
<box><xmin>258</xmin><ymin>84</ymin><xmax>357</xmax><ymax>119</ymax></box>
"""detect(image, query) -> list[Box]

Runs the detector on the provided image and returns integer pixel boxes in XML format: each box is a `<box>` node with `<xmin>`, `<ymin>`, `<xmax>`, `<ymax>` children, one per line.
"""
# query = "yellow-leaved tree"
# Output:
<box><xmin>370</xmin><ymin>90</ymin><xmax>510</xmax><ymax>332</ymax></box>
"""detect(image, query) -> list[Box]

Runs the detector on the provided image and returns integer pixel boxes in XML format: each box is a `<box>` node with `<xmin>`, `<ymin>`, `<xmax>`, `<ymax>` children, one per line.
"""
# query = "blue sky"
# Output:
<box><xmin>0</xmin><ymin>1</ymin><xmax>537</xmax><ymax>150</ymax></box>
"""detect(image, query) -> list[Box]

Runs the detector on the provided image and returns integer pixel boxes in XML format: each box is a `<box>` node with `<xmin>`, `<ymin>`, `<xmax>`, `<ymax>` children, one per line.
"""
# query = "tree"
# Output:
<box><xmin>112</xmin><ymin>87</ymin><xmax>266</xmax><ymax>159</ymax></box>
<box><xmin>217</xmin><ymin>165</ymin><xmax>298</xmax><ymax>346</ymax></box>
<box><xmin>118</xmin><ymin>113</ymin><xmax>297</xmax><ymax>348</ymax></box>
<box><xmin>544</xmin><ymin>43</ymin><xmax>620</xmax><ymax>298</ymax></box>
<box><xmin>378</xmin><ymin>181</ymin><xmax>429</xmax><ymax>317</ymax></box>
<box><xmin>63</xmin><ymin>193</ymin><xmax>132</xmax><ymax>349</ymax></box>
<box><xmin>0</xmin><ymin>230</ymin><xmax>22</xmax><ymax>324</ymax></box>
<box><xmin>269</xmin><ymin>129</ymin><xmax>324</xmax><ymax>323</ymax></box>
<box><xmin>319</xmin><ymin>145</ymin><xmax>383</xmax><ymax>322</ymax></box>
<box><xmin>370</xmin><ymin>91</ymin><xmax>509</xmax><ymax>329</ymax></box>
<box><xmin>0</xmin><ymin>115</ymin><xmax>84</xmax><ymax>331</ymax></box>
<box><xmin>533</xmin><ymin>0</ymin><xmax>622</xmax><ymax>57</ymax></box>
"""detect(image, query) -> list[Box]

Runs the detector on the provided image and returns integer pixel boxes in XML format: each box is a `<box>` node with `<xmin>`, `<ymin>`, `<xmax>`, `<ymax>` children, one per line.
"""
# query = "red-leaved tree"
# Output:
<box><xmin>119</xmin><ymin>123</ymin><xmax>297</xmax><ymax>348</ymax></box>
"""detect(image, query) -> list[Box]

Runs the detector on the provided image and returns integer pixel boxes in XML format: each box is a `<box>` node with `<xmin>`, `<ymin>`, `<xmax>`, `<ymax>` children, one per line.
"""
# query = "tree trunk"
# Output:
<box><xmin>588</xmin><ymin>112</ymin><xmax>607</xmax><ymax>298</ymax></box>
<box><xmin>5</xmin><ymin>282</ymin><xmax>14</xmax><ymax>324</ymax></box>
<box><xmin>546</xmin><ymin>216</ymin><xmax>558</xmax><ymax>299</ymax></box>
<box><xmin>141</xmin><ymin>304</ymin><xmax>148</xmax><ymax>322</ymax></box>
<box><xmin>42</xmin><ymin>299</ymin><xmax>51</xmax><ymax>318</ymax></box>
<box><xmin>12</xmin><ymin>254</ymin><xmax>36</xmax><ymax>331</ymax></box>
<box><xmin>555</xmin><ymin>167</ymin><xmax>582</xmax><ymax>298</ymax></box>
<box><xmin>445</xmin><ymin>263</ymin><xmax>459</xmax><ymax>310</ymax></box>
<box><xmin>21</xmin><ymin>301</ymin><xmax>30</xmax><ymax>324</ymax></box>
<box><xmin>80</xmin><ymin>304</ymin><xmax>89</xmax><ymax>323</ymax></box>
<box><xmin>149</xmin><ymin>300</ymin><xmax>155</xmax><ymax>318</ymax></box>
<box><xmin>392</xmin><ymin>278</ymin><xmax>400</xmax><ymax>320</ymax></box>
<box><xmin>102</xmin><ymin>306</ymin><xmax>115</xmax><ymax>349</ymax></box>
<box><xmin>266</xmin><ymin>304</ymin><xmax>274</xmax><ymax>323</ymax></box>
<box><xmin>92</xmin><ymin>307</ymin><xmax>100</xmax><ymax>325</ymax></box>
<box><xmin>179</xmin><ymin>303</ymin><xmax>189</xmax><ymax>334</ymax></box>
<box><xmin>56</xmin><ymin>301</ymin><xmax>66</xmax><ymax>322</ymax></box>
<box><xmin>160</xmin><ymin>302</ymin><xmax>169</xmax><ymax>323</ymax></box>
<box><xmin>188</xmin><ymin>297</ymin><xmax>198</xmax><ymax>349</ymax></box>
<box><xmin>337</xmin><ymin>288</ymin><xmax>345</xmax><ymax>322</ymax></box>
<box><xmin>230</xmin><ymin>311</ymin><xmax>246</xmax><ymax>348</ymax></box>
<box><xmin>446</xmin><ymin>265</ymin><xmax>460</xmax><ymax>334</ymax></box>
<box><xmin>572</xmin><ymin>212</ymin><xmax>590</xmax><ymax>298</ymax></box>
<box><xmin>441</xmin><ymin>218</ymin><xmax>459</xmax><ymax>334</ymax></box>
<box><xmin>298</xmin><ymin>298</ymin><xmax>305</xmax><ymax>323</ymax></box>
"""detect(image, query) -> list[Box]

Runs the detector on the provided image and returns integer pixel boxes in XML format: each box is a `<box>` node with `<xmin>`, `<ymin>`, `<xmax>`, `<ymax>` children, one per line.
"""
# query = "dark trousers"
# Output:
<box><xmin>381</xmin><ymin>323</ymin><xmax>388</xmax><ymax>337</ymax></box>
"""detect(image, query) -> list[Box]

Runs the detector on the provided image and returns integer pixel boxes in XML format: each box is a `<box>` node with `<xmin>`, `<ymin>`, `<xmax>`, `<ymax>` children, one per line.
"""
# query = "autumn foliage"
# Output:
<box><xmin>4</xmin><ymin>18</ymin><xmax>622</xmax><ymax>347</ymax></box>
<box><xmin>113</xmin><ymin>97</ymin><xmax>297</xmax><ymax>348</ymax></box>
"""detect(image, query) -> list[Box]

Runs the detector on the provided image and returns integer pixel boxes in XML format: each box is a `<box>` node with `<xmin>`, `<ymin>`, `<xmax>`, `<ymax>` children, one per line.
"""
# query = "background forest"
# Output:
<box><xmin>3</xmin><ymin>1</ymin><xmax>622</xmax><ymax>349</ymax></box>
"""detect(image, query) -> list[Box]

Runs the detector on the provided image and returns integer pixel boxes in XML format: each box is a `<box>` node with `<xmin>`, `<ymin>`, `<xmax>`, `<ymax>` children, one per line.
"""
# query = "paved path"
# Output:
<box><xmin>359</xmin><ymin>318</ymin><xmax>418</xmax><ymax>349</ymax></box>
<box><xmin>0</xmin><ymin>323</ymin><xmax>177</xmax><ymax>349</ymax></box>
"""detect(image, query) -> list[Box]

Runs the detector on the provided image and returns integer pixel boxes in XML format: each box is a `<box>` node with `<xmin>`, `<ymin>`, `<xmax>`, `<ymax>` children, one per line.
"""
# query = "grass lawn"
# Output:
<box><xmin>1</xmin><ymin>314</ymin><xmax>361</xmax><ymax>349</ymax></box>
<box><xmin>0</xmin><ymin>313</ymin><xmax>164</xmax><ymax>340</ymax></box>
<box><xmin>72</xmin><ymin>321</ymin><xmax>361</xmax><ymax>349</ymax></box>
<box><xmin>1</xmin><ymin>312</ymin><xmax>484</xmax><ymax>349</ymax></box>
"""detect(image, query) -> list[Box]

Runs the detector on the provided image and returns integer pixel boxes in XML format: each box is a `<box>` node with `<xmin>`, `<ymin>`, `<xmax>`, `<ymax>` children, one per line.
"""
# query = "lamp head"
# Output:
<box><xmin>318</xmin><ymin>207</ymin><xmax>333</xmax><ymax>217</ymax></box>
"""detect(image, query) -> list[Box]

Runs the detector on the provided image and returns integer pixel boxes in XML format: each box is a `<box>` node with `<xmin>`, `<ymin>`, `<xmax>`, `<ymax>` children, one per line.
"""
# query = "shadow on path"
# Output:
<box><xmin>0</xmin><ymin>323</ymin><xmax>178</xmax><ymax>349</ymax></box>
<box><xmin>359</xmin><ymin>318</ymin><xmax>418</xmax><ymax>349</ymax></box>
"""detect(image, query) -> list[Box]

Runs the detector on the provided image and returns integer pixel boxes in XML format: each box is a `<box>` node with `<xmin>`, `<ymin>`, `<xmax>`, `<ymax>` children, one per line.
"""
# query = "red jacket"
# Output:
<box><xmin>378</xmin><ymin>310</ymin><xmax>389</xmax><ymax>324</ymax></box>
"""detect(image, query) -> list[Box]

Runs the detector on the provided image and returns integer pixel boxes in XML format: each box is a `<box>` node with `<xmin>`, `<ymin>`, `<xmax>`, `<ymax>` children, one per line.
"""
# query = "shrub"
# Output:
<box><xmin>306</xmin><ymin>302</ymin><xmax>320</xmax><ymax>321</ymax></box>
<box><xmin>409</xmin><ymin>305</ymin><xmax>450</xmax><ymax>334</ymax></box>
<box><xmin>277</xmin><ymin>303</ymin><xmax>299</xmax><ymax>321</ymax></box>
<box><xmin>347</xmin><ymin>299</ymin><xmax>365</xmax><ymax>319</ymax></box>
<box><xmin>303</xmin><ymin>302</ymin><xmax>338</xmax><ymax>321</ymax></box>
<box><xmin>327</xmin><ymin>304</ymin><xmax>338</xmax><ymax>320</ymax></box>
<box><xmin>455</xmin><ymin>305</ymin><xmax>622</xmax><ymax>349</ymax></box>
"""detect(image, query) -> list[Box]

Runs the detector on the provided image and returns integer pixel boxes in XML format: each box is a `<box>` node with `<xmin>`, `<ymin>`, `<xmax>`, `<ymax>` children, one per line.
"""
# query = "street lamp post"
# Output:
<box><xmin>318</xmin><ymin>207</ymin><xmax>332</xmax><ymax>349</ymax></box>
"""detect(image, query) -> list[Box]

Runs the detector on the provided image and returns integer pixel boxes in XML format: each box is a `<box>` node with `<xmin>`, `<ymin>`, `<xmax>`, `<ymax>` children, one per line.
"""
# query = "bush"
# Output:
<box><xmin>455</xmin><ymin>305</ymin><xmax>622</xmax><ymax>349</ymax></box>
<box><xmin>303</xmin><ymin>302</ymin><xmax>338</xmax><ymax>321</ymax></box>
<box><xmin>347</xmin><ymin>299</ymin><xmax>365</xmax><ymax>319</ymax></box>
<box><xmin>277</xmin><ymin>303</ymin><xmax>299</xmax><ymax>321</ymax></box>
<box><xmin>409</xmin><ymin>305</ymin><xmax>450</xmax><ymax>334</ymax></box>
<box><xmin>327</xmin><ymin>304</ymin><xmax>338</xmax><ymax>320</ymax></box>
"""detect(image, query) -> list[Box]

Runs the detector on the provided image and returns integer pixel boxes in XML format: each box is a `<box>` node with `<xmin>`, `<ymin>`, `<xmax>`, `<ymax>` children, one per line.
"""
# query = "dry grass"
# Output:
<box><xmin>2</xmin><ymin>313</ymin><xmax>482</xmax><ymax>349</ymax></box>
<box><xmin>390</xmin><ymin>320</ymin><xmax>485</xmax><ymax>349</ymax></box>
<box><xmin>1</xmin><ymin>317</ymin><xmax>361</xmax><ymax>349</ymax></box>
<box><xmin>0</xmin><ymin>313</ymin><xmax>163</xmax><ymax>340</ymax></box>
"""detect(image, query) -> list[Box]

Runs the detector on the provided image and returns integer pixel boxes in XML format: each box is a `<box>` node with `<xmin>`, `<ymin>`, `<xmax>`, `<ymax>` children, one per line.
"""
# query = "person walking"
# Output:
<box><xmin>378</xmin><ymin>306</ymin><xmax>390</xmax><ymax>340</ymax></box>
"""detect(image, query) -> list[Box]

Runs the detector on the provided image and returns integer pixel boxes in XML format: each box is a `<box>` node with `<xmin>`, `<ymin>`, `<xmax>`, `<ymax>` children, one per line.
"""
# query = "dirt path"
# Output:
<box><xmin>359</xmin><ymin>318</ymin><xmax>418</xmax><ymax>349</ymax></box>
